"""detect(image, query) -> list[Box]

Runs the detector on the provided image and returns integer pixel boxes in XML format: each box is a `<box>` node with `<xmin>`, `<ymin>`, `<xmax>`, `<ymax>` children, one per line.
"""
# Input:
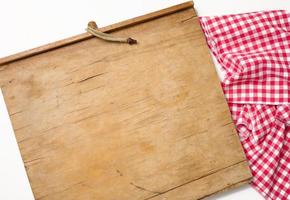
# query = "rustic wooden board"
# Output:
<box><xmin>0</xmin><ymin>2</ymin><xmax>252</xmax><ymax>200</ymax></box>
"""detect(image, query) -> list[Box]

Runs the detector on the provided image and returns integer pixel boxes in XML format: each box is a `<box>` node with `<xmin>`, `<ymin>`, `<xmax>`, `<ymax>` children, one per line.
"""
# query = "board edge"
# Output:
<box><xmin>0</xmin><ymin>1</ymin><xmax>194</xmax><ymax>66</ymax></box>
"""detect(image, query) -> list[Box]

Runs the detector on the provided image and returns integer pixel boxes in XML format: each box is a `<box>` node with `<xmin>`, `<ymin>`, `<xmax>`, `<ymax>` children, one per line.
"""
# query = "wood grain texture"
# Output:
<box><xmin>0</xmin><ymin>2</ymin><xmax>252</xmax><ymax>200</ymax></box>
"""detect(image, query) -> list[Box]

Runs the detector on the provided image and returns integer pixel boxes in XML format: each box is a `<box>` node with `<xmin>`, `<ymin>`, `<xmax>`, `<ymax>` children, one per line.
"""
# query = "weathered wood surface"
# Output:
<box><xmin>0</xmin><ymin>2</ymin><xmax>252</xmax><ymax>199</ymax></box>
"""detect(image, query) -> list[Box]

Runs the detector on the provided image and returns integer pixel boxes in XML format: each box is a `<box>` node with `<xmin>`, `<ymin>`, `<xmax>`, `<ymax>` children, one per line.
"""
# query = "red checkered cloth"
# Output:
<box><xmin>200</xmin><ymin>10</ymin><xmax>290</xmax><ymax>200</ymax></box>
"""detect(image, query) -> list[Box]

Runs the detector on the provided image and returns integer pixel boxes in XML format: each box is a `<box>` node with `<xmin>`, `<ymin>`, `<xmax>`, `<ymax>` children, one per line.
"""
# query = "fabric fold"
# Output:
<box><xmin>200</xmin><ymin>10</ymin><xmax>290</xmax><ymax>200</ymax></box>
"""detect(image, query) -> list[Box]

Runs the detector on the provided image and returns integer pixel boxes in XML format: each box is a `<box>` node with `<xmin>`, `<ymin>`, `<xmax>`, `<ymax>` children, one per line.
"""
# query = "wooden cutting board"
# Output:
<box><xmin>0</xmin><ymin>2</ymin><xmax>251</xmax><ymax>199</ymax></box>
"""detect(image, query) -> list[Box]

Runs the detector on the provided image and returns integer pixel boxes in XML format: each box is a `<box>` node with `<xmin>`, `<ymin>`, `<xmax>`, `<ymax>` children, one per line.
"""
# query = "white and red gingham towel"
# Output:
<box><xmin>200</xmin><ymin>10</ymin><xmax>290</xmax><ymax>200</ymax></box>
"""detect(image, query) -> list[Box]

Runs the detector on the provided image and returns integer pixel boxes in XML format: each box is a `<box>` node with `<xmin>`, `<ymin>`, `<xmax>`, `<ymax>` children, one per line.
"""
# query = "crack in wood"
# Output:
<box><xmin>70</xmin><ymin>109</ymin><xmax>112</xmax><ymax>124</ymax></box>
<box><xmin>78</xmin><ymin>72</ymin><xmax>106</xmax><ymax>83</ymax></box>
<box><xmin>197</xmin><ymin>178</ymin><xmax>250</xmax><ymax>200</ymax></box>
<box><xmin>71</xmin><ymin>57</ymin><xmax>109</xmax><ymax>73</ymax></box>
<box><xmin>18</xmin><ymin>124</ymin><xmax>63</xmax><ymax>144</ymax></box>
<box><xmin>222</xmin><ymin>121</ymin><xmax>233</xmax><ymax>127</ymax></box>
<box><xmin>130</xmin><ymin>182</ymin><xmax>162</xmax><ymax>195</ymax></box>
<box><xmin>183</xmin><ymin>130</ymin><xmax>208</xmax><ymax>139</ymax></box>
<box><xmin>14</xmin><ymin>124</ymin><xmax>31</xmax><ymax>132</ymax></box>
<box><xmin>143</xmin><ymin>160</ymin><xmax>247</xmax><ymax>200</ymax></box>
<box><xmin>24</xmin><ymin>157</ymin><xmax>45</xmax><ymax>165</ymax></box>
<box><xmin>10</xmin><ymin>109</ymin><xmax>25</xmax><ymax>116</ymax></box>
<box><xmin>65</xmin><ymin>106</ymin><xmax>90</xmax><ymax>115</ymax></box>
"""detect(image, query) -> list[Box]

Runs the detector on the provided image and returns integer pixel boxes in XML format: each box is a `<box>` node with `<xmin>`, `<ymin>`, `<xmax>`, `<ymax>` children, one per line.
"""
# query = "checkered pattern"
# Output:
<box><xmin>230</xmin><ymin>104</ymin><xmax>290</xmax><ymax>200</ymax></box>
<box><xmin>200</xmin><ymin>10</ymin><xmax>290</xmax><ymax>105</ymax></box>
<box><xmin>200</xmin><ymin>10</ymin><xmax>290</xmax><ymax>200</ymax></box>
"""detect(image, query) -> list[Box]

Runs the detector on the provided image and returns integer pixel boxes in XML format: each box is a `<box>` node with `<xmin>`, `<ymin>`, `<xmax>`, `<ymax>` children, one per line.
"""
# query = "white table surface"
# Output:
<box><xmin>1</xmin><ymin>1</ymin><xmax>289</xmax><ymax>199</ymax></box>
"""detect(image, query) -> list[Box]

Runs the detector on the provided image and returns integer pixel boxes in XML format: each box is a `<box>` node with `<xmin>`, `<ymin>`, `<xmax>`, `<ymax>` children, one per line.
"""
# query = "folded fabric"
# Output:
<box><xmin>200</xmin><ymin>10</ymin><xmax>290</xmax><ymax>200</ymax></box>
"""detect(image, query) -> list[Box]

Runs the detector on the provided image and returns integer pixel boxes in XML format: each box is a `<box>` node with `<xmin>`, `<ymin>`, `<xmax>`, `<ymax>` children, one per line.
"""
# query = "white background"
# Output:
<box><xmin>1</xmin><ymin>0</ymin><xmax>290</xmax><ymax>199</ymax></box>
